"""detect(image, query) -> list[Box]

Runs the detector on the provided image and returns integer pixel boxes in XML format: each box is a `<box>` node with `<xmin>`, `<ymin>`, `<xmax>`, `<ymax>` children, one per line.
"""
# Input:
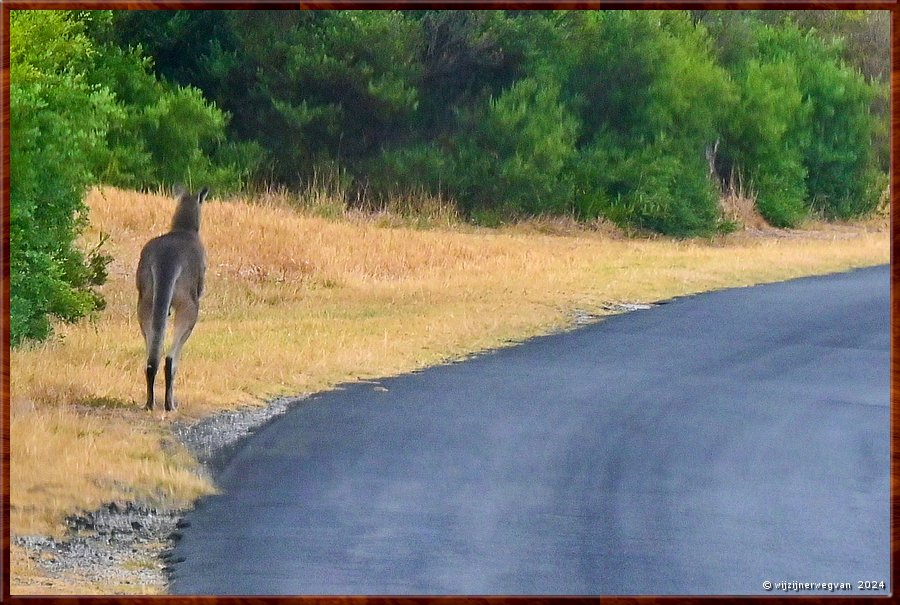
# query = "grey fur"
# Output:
<box><xmin>136</xmin><ymin>186</ymin><xmax>209</xmax><ymax>411</ymax></box>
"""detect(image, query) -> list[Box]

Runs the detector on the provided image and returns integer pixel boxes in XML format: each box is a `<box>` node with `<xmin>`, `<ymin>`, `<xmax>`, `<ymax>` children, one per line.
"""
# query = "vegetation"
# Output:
<box><xmin>10</xmin><ymin>11</ymin><xmax>113</xmax><ymax>345</ymax></box>
<box><xmin>98</xmin><ymin>9</ymin><xmax>886</xmax><ymax>227</ymax></box>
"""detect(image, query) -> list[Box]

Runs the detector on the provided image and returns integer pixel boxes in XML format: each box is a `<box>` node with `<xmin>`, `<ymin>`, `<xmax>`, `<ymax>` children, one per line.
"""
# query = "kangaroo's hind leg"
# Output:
<box><xmin>138</xmin><ymin>291</ymin><xmax>159</xmax><ymax>410</ymax></box>
<box><xmin>164</xmin><ymin>298</ymin><xmax>199</xmax><ymax>412</ymax></box>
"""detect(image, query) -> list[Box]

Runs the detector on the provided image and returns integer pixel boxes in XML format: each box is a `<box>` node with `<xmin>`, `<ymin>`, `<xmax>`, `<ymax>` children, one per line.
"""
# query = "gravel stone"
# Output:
<box><xmin>171</xmin><ymin>395</ymin><xmax>301</xmax><ymax>472</ymax></box>
<box><xmin>15</xmin><ymin>502</ymin><xmax>182</xmax><ymax>591</ymax></box>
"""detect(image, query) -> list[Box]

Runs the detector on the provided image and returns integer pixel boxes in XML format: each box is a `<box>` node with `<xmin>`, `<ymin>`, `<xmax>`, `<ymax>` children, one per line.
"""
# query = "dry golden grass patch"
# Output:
<box><xmin>10</xmin><ymin>401</ymin><xmax>209</xmax><ymax>537</ymax></box>
<box><xmin>9</xmin><ymin>186</ymin><xmax>889</xmax><ymax>587</ymax></box>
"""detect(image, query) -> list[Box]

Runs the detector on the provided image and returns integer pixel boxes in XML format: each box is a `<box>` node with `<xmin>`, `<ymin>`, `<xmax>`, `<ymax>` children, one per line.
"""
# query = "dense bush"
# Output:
<box><xmin>364</xmin><ymin>143</ymin><xmax>451</xmax><ymax>203</ymax></box>
<box><xmin>759</xmin><ymin>24</ymin><xmax>881</xmax><ymax>219</ymax></box>
<box><xmin>98</xmin><ymin>9</ymin><xmax>884</xmax><ymax>232</ymax></box>
<box><xmin>573</xmin><ymin>136</ymin><xmax>720</xmax><ymax>236</ymax></box>
<box><xmin>83</xmin><ymin>17</ymin><xmax>258</xmax><ymax>193</ymax></box>
<box><xmin>109</xmin><ymin>11</ymin><xmax>421</xmax><ymax>186</ymax></box>
<box><xmin>452</xmin><ymin>77</ymin><xmax>578</xmax><ymax>217</ymax></box>
<box><xmin>714</xmin><ymin>20</ymin><xmax>882</xmax><ymax>226</ymax></box>
<box><xmin>723</xmin><ymin>59</ymin><xmax>810</xmax><ymax>227</ymax></box>
<box><xmin>10</xmin><ymin>11</ymin><xmax>113</xmax><ymax>345</ymax></box>
<box><xmin>562</xmin><ymin>11</ymin><xmax>732</xmax><ymax>234</ymax></box>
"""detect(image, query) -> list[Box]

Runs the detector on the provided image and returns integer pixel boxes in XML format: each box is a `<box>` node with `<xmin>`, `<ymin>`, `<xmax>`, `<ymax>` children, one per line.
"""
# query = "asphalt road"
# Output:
<box><xmin>170</xmin><ymin>266</ymin><xmax>890</xmax><ymax>595</ymax></box>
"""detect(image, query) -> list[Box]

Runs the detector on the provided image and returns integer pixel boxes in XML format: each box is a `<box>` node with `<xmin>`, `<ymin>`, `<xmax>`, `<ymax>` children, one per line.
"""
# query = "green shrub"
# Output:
<box><xmin>762</xmin><ymin>23</ymin><xmax>879</xmax><ymax>219</ymax></box>
<box><xmin>574</xmin><ymin>137</ymin><xmax>719</xmax><ymax>236</ymax></box>
<box><xmin>632</xmin><ymin>146</ymin><xmax>720</xmax><ymax>237</ymax></box>
<box><xmin>86</xmin><ymin>9</ymin><xmax>887</xmax><ymax>230</ymax></box>
<box><xmin>454</xmin><ymin>77</ymin><xmax>578</xmax><ymax>220</ymax></box>
<box><xmin>364</xmin><ymin>143</ymin><xmax>453</xmax><ymax>202</ymax></box>
<box><xmin>85</xmin><ymin>41</ymin><xmax>256</xmax><ymax>193</ymax></box>
<box><xmin>723</xmin><ymin>59</ymin><xmax>810</xmax><ymax>227</ymax></box>
<box><xmin>205</xmin><ymin>10</ymin><xmax>420</xmax><ymax>186</ymax></box>
<box><xmin>10</xmin><ymin>11</ymin><xmax>113</xmax><ymax>345</ymax></box>
<box><xmin>799</xmin><ymin>57</ymin><xmax>878</xmax><ymax>219</ymax></box>
<box><xmin>563</xmin><ymin>12</ymin><xmax>731</xmax><ymax>235</ymax></box>
<box><xmin>726</xmin><ymin>21</ymin><xmax>882</xmax><ymax>222</ymax></box>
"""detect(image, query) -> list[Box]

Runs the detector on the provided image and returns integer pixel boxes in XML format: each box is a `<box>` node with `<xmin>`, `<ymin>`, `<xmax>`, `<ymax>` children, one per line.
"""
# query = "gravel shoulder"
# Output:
<box><xmin>13</xmin><ymin>396</ymin><xmax>305</xmax><ymax>594</ymax></box>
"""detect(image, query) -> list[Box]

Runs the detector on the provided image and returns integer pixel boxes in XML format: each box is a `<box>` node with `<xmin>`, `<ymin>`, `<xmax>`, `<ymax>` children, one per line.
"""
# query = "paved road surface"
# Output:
<box><xmin>171</xmin><ymin>266</ymin><xmax>890</xmax><ymax>595</ymax></box>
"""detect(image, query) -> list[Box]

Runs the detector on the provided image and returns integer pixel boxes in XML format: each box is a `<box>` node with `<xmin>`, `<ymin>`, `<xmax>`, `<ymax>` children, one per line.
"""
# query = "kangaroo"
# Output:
<box><xmin>136</xmin><ymin>185</ymin><xmax>209</xmax><ymax>411</ymax></box>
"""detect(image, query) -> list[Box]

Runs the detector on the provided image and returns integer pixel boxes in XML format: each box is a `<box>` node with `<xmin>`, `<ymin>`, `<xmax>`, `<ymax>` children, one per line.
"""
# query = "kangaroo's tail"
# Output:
<box><xmin>147</xmin><ymin>262</ymin><xmax>182</xmax><ymax>364</ymax></box>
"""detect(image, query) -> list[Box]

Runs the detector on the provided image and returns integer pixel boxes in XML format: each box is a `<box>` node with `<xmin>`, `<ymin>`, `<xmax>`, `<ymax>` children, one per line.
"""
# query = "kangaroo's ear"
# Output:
<box><xmin>197</xmin><ymin>187</ymin><xmax>209</xmax><ymax>204</ymax></box>
<box><xmin>174</xmin><ymin>183</ymin><xmax>187</xmax><ymax>198</ymax></box>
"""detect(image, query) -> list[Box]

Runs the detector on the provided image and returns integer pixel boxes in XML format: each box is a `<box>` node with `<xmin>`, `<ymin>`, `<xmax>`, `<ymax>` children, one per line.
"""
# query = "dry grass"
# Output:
<box><xmin>9</xmin><ymin>402</ymin><xmax>209</xmax><ymax>537</ymax></box>
<box><xmin>9</xmin><ymin>185</ymin><xmax>889</xmax><ymax>592</ymax></box>
<box><xmin>720</xmin><ymin>190</ymin><xmax>770</xmax><ymax>230</ymax></box>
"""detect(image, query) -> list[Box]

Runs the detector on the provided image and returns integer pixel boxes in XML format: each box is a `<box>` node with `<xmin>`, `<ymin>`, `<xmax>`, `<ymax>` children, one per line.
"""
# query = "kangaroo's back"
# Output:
<box><xmin>137</xmin><ymin>186</ymin><xmax>209</xmax><ymax>412</ymax></box>
<box><xmin>137</xmin><ymin>230</ymin><xmax>206</xmax><ymax>302</ymax></box>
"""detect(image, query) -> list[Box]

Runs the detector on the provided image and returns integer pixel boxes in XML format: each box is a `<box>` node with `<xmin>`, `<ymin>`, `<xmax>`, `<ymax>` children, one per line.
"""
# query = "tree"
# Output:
<box><xmin>93</xmin><ymin>9</ymin><xmax>886</xmax><ymax>232</ymax></box>
<box><xmin>10</xmin><ymin>11</ymin><xmax>113</xmax><ymax>344</ymax></box>
<box><xmin>563</xmin><ymin>11</ymin><xmax>734</xmax><ymax>234</ymax></box>
<box><xmin>454</xmin><ymin>76</ymin><xmax>578</xmax><ymax>218</ymax></box>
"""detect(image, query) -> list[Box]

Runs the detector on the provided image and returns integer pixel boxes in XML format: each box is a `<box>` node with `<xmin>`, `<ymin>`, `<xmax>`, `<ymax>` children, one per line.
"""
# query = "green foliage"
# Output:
<box><xmin>29</xmin><ymin>9</ymin><xmax>887</xmax><ymax>238</ymax></box>
<box><xmin>562</xmin><ymin>11</ymin><xmax>731</xmax><ymax>235</ymax></box>
<box><xmin>266</xmin><ymin>10</ymin><xmax>419</xmax><ymax>160</ymax></box>
<box><xmin>415</xmin><ymin>11</ymin><xmax>534</xmax><ymax>134</ymax></box>
<box><xmin>762</xmin><ymin>25</ymin><xmax>879</xmax><ymax>219</ymax></box>
<box><xmin>139</xmin><ymin>10</ymin><xmax>422</xmax><ymax>185</ymax></box>
<box><xmin>763</xmin><ymin>10</ymin><xmax>889</xmax><ymax>82</ymax></box>
<box><xmin>564</xmin><ymin>12</ymin><xmax>731</xmax><ymax>145</ymax></box>
<box><xmin>574</xmin><ymin>136</ymin><xmax>719</xmax><ymax>236</ymax></box>
<box><xmin>454</xmin><ymin>77</ymin><xmax>578</xmax><ymax>219</ymax></box>
<box><xmin>101</xmin><ymin>9</ymin><xmax>885</xmax><ymax>233</ymax></box>
<box><xmin>83</xmin><ymin>33</ymin><xmax>257</xmax><ymax>193</ymax></box>
<box><xmin>724</xmin><ymin>59</ymin><xmax>809</xmax><ymax>227</ymax></box>
<box><xmin>717</xmin><ymin>19</ymin><xmax>882</xmax><ymax>224</ymax></box>
<box><xmin>10</xmin><ymin>10</ymin><xmax>113</xmax><ymax>345</ymax></box>
<box><xmin>364</xmin><ymin>143</ymin><xmax>452</xmax><ymax>201</ymax></box>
